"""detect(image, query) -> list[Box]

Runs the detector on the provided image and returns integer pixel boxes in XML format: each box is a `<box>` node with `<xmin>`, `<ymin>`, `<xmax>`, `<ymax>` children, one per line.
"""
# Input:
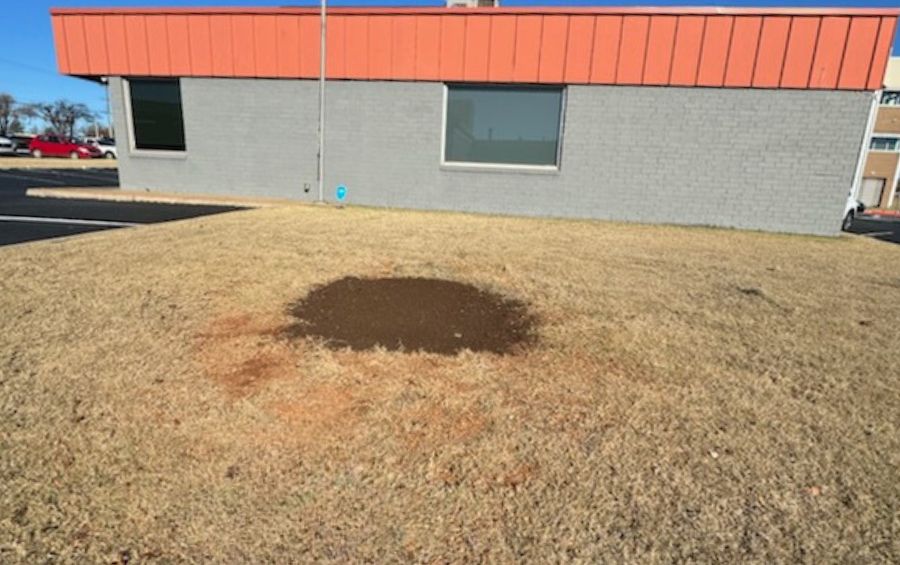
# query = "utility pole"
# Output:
<box><xmin>317</xmin><ymin>0</ymin><xmax>327</xmax><ymax>202</ymax></box>
<box><xmin>102</xmin><ymin>76</ymin><xmax>113</xmax><ymax>138</ymax></box>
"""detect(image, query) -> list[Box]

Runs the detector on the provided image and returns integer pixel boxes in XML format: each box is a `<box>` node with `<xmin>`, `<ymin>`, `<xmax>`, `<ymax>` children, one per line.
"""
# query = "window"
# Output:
<box><xmin>870</xmin><ymin>137</ymin><xmax>900</xmax><ymax>151</ymax></box>
<box><xmin>880</xmin><ymin>91</ymin><xmax>900</xmax><ymax>106</ymax></box>
<box><xmin>443</xmin><ymin>85</ymin><xmax>563</xmax><ymax>168</ymax></box>
<box><xmin>127</xmin><ymin>78</ymin><xmax>185</xmax><ymax>151</ymax></box>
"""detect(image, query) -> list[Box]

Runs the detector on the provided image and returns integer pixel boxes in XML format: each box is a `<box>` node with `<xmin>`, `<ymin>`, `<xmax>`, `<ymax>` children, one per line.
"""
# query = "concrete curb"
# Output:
<box><xmin>26</xmin><ymin>187</ymin><xmax>309</xmax><ymax>209</ymax></box>
<box><xmin>862</xmin><ymin>209</ymin><xmax>900</xmax><ymax>219</ymax></box>
<box><xmin>0</xmin><ymin>157</ymin><xmax>118</xmax><ymax>170</ymax></box>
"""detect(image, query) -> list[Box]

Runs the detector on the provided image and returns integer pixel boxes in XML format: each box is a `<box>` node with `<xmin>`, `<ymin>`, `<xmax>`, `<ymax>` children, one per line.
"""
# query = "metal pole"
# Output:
<box><xmin>316</xmin><ymin>0</ymin><xmax>327</xmax><ymax>202</ymax></box>
<box><xmin>102</xmin><ymin>76</ymin><xmax>112</xmax><ymax>138</ymax></box>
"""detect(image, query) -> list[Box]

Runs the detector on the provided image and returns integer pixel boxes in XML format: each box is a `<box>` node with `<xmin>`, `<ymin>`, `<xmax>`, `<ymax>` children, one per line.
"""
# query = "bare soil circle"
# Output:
<box><xmin>284</xmin><ymin>277</ymin><xmax>536</xmax><ymax>355</ymax></box>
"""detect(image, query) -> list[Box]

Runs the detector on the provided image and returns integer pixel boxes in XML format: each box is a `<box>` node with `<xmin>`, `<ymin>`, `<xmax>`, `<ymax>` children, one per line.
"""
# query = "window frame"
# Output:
<box><xmin>439</xmin><ymin>83</ymin><xmax>566</xmax><ymax>172</ymax></box>
<box><xmin>122</xmin><ymin>77</ymin><xmax>187</xmax><ymax>158</ymax></box>
<box><xmin>869</xmin><ymin>134</ymin><xmax>900</xmax><ymax>152</ymax></box>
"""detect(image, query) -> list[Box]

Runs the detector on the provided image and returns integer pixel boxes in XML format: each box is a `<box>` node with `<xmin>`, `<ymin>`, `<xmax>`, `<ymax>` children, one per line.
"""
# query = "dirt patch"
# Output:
<box><xmin>283</xmin><ymin>277</ymin><xmax>536</xmax><ymax>355</ymax></box>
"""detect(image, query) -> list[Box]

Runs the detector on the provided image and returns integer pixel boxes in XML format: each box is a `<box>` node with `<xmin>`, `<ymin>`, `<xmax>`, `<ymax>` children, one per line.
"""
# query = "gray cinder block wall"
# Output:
<box><xmin>110</xmin><ymin>77</ymin><xmax>871</xmax><ymax>235</ymax></box>
<box><xmin>110</xmin><ymin>77</ymin><xmax>320</xmax><ymax>199</ymax></box>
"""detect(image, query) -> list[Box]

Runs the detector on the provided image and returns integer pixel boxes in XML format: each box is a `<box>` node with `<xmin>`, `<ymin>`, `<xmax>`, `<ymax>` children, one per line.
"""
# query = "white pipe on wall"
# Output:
<box><xmin>887</xmin><ymin>140</ymin><xmax>900</xmax><ymax>208</ymax></box>
<box><xmin>850</xmin><ymin>89</ymin><xmax>880</xmax><ymax>201</ymax></box>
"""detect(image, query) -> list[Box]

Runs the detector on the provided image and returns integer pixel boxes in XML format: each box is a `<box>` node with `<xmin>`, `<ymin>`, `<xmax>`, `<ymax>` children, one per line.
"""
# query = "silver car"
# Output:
<box><xmin>84</xmin><ymin>137</ymin><xmax>117</xmax><ymax>159</ymax></box>
<box><xmin>0</xmin><ymin>136</ymin><xmax>15</xmax><ymax>156</ymax></box>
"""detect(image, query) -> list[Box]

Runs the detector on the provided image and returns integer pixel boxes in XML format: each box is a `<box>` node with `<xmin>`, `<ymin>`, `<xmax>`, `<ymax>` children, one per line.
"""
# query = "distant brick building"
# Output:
<box><xmin>50</xmin><ymin>6</ymin><xmax>898</xmax><ymax>235</ymax></box>
<box><xmin>860</xmin><ymin>57</ymin><xmax>900</xmax><ymax>209</ymax></box>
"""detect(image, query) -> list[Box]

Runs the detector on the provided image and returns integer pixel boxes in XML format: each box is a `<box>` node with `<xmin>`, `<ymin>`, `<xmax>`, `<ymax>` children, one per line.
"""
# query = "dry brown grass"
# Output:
<box><xmin>1</xmin><ymin>205</ymin><xmax>898</xmax><ymax>563</ymax></box>
<box><xmin>0</xmin><ymin>157</ymin><xmax>117</xmax><ymax>169</ymax></box>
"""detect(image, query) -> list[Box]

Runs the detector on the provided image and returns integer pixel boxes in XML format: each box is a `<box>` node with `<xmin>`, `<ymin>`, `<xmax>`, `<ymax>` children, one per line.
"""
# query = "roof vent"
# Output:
<box><xmin>447</xmin><ymin>0</ymin><xmax>499</xmax><ymax>7</ymax></box>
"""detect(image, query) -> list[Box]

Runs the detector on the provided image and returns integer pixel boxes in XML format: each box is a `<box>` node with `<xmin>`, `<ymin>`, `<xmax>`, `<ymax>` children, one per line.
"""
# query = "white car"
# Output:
<box><xmin>0</xmin><ymin>135</ymin><xmax>14</xmax><ymax>155</ymax></box>
<box><xmin>842</xmin><ymin>194</ymin><xmax>865</xmax><ymax>231</ymax></box>
<box><xmin>84</xmin><ymin>137</ymin><xmax>117</xmax><ymax>159</ymax></box>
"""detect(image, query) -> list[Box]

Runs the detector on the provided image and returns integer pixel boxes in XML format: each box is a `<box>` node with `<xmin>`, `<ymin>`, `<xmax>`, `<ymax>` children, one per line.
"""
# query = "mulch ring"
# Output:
<box><xmin>282</xmin><ymin>276</ymin><xmax>537</xmax><ymax>355</ymax></box>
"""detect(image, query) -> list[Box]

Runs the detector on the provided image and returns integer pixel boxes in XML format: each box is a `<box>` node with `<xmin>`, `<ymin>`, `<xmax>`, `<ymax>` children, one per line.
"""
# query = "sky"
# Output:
<box><xmin>2</xmin><ymin>0</ymin><xmax>899</xmax><ymax>130</ymax></box>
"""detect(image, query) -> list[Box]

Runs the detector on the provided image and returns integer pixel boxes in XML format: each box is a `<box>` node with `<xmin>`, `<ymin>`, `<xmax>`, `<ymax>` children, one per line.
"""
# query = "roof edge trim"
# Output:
<box><xmin>49</xmin><ymin>6</ymin><xmax>900</xmax><ymax>17</ymax></box>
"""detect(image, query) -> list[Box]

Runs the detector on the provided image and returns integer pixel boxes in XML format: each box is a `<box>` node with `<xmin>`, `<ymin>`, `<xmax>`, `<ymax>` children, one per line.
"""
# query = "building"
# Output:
<box><xmin>860</xmin><ymin>57</ymin><xmax>900</xmax><ymax>210</ymax></box>
<box><xmin>50</xmin><ymin>6</ymin><xmax>898</xmax><ymax>235</ymax></box>
<box><xmin>447</xmin><ymin>0</ymin><xmax>499</xmax><ymax>8</ymax></box>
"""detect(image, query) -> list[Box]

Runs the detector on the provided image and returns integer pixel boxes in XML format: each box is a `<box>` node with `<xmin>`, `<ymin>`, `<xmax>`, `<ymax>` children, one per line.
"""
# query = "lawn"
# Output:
<box><xmin>1</xmin><ymin>205</ymin><xmax>898</xmax><ymax>562</ymax></box>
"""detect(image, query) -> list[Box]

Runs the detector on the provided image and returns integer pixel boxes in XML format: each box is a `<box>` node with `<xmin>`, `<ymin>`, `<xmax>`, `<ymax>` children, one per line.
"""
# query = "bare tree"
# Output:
<box><xmin>0</xmin><ymin>94</ymin><xmax>37</xmax><ymax>135</ymax></box>
<box><xmin>0</xmin><ymin>93</ymin><xmax>14</xmax><ymax>135</ymax></box>
<box><xmin>12</xmin><ymin>103</ymin><xmax>36</xmax><ymax>135</ymax></box>
<box><xmin>78</xmin><ymin>123</ymin><xmax>112</xmax><ymax>139</ymax></box>
<box><xmin>26</xmin><ymin>100</ymin><xmax>95</xmax><ymax>138</ymax></box>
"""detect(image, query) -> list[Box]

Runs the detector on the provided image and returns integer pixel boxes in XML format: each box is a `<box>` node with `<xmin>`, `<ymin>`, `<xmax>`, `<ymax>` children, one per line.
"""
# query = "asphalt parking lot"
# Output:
<box><xmin>848</xmin><ymin>215</ymin><xmax>900</xmax><ymax>245</ymax></box>
<box><xmin>0</xmin><ymin>167</ymin><xmax>239</xmax><ymax>246</ymax></box>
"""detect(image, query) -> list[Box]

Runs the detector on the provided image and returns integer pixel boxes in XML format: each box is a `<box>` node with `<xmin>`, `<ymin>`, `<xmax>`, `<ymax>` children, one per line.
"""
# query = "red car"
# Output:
<box><xmin>29</xmin><ymin>135</ymin><xmax>101</xmax><ymax>159</ymax></box>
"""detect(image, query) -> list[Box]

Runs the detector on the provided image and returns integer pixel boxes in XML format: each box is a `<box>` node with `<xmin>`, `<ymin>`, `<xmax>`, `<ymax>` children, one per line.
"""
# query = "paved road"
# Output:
<box><xmin>0</xmin><ymin>168</ymin><xmax>239</xmax><ymax>246</ymax></box>
<box><xmin>848</xmin><ymin>215</ymin><xmax>900</xmax><ymax>245</ymax></box>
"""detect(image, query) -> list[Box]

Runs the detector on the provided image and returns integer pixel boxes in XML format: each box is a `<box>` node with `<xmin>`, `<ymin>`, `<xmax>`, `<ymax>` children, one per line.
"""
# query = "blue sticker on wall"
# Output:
<box><xmin>336</xmin><ymin>184</ymin><xmax>347</xmax><ymax>202</ymax></box>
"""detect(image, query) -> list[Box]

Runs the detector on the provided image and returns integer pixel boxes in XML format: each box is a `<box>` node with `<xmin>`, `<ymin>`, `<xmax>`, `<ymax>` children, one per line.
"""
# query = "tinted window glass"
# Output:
<box><xmin>444</xmin><ymin>85</ymin><xmax>563</xmax><ymax>167</ymax></box>
<box><xmin>129</xmin><ymin>79</ymin><xmax>185</xmax><ymax>151</ymax></box>
<box><xmin>881</xmin><ymin>91</ymin><xmax>900</xmax><ymax>106</ymax></box>
<box><xmin>870</xmin><ymin>137</ymin><xmax>900</xmax><ymax>151</ymax></box>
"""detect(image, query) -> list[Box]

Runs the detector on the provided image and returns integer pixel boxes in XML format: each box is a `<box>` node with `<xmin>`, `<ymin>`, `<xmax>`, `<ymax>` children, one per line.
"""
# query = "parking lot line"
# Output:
<box><xmin>0</xmin><ymin>215</ymin><xmax>138</xmax><ymax>228</ymax></box>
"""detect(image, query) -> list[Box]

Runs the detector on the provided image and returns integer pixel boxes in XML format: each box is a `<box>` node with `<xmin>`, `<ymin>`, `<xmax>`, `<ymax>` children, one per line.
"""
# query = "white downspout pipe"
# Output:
<box><xmin>887</xmin><ymin>141</ymin><xmax>900</xmax><ymax>208</ymax></box>
<box><xmin>850</xmin><ymin>89</ymin><xmax>880</xmax><ymax>201</ymax></box>
<box><xmin>316</xmin><ymin>0</ymin><xmax>327</xmax><ymax>203</ymax></box>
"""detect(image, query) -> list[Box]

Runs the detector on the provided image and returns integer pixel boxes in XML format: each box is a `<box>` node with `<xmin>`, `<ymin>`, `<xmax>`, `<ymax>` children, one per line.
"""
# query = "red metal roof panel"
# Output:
<box><xmin>752</xmin><ymin>15</ymin><xmax>791</xmax><ymax>88</ymax></box>
<box><xmin>838</xmin><ymin>17</ymin><xmax>880</xmax><ymax>89</ymax></box>
<box><xmin>415</xmin><ymin>16</ymin><xmax>441</xmax><ymax>81</ymax></box>
<box><xmin>50</xmin><ymin>7</ymin><xmax>899</xmax><ymax>90</ymax></box>
<box><xmin>696</xmin><ymin>15</ymin><xmax>733</xmax><ymax>87</ymax></box>
<box><xmin>643</xmin><ymin>15</ymin><xmax>677</xmax><ymax>85</ymax></box>
<box><xmin>488</xmin><ymin>15</ymin><xmax>516</xmax><ymax>82</ymax></box>
<box><xmin>275</xmin><ymin>15</ymin><xmax>300</xmax><ymax>78</ymax></box>
<box><xmin>808</xmin><ymin>16</ymin><xmax>850</xmax><ymax>89</ymax></box>
<box><xmin>103</xmin><ymin>15</ymin><xmax>129</xmax><ymax>75</ymax></box>
<box><xmin>616</xmin><ymin>15</ymin><xmax>649</xmax><ymax>85</ymax></box>
<box><xmin>589</xmin><ymin>15</ymin><xmax>621</xmax><ymax>84</ymax></box>
<box><xmin>463</xmin><ymin>15</ymin><xmax>491</xmax><ymax>81</ymax></box>
<box><xmin>670</xmin><ymin>15</ymin><xmax>705</xmax><ymax>86</ymax></box>
<box><xmin>564</xmin><ymin>15</ymin><xmax>594</xmax><ymax>84</ymax></box>
<box><xmin>539</xmin><ymin>15</ymin><xmax>569</xmax><ymax>83</ymax></box>
<box><xmin>868</xmin><ymin>17</ymin><xmax>897</xmax><ymax>89</ymax></box>
<box><xmin>723</xmin><ymin>16</ymin><xmax>762</xmax><ymax>87</ymax></box>
<box><xmin>512</xmin><ymin>15</ymin><xmax>542</xmax><ymax>82</ymax></box>
<box><xmin>779</xmin><ymin>17</ymin><xmax>819</xmax><ymax>88</ymax></box>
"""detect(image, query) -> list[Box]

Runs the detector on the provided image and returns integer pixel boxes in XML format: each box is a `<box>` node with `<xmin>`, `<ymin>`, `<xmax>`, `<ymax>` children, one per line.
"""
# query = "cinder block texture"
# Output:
<box><xmin>110</xmin><ymin>77</ymin><xmax>320</xmax><ymax>199</ymax></box>
<box><xmin>110</xmin><ymin>77</ymin><xmax>872</xmax><ymax>235</ymax></box>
